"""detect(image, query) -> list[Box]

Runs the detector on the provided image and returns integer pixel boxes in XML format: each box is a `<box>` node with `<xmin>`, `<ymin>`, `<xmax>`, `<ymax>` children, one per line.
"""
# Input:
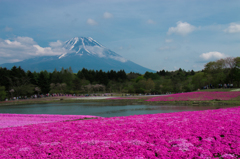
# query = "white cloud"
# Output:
<box><xmin>87</xmin><ymin>18</ymin><xmax>98</xmax><ymax>25</ymax></box>
<box><xmin>0</xmin><ymin>37</ymin><xmax>67</xmax><ymax>64</ymax></box>
<box><xmin>167</xmin><ymin>21</ymin><xmax>196</xmax><ymax>36</ymax></box>
<box><xmin>5</xmin><ymin>26</ymin><xmax>12</xmax><ymax>32</ymax></box>
<box><xmin>109</xmin><ymin>55</ymin><xmax>127</xmax><ymax>63</ymax></box>
<box><xmin>147</xmin><ymin>19</ymin><xmax>155</xmax><ymax>24</ymax></box>
<box><xmin>165</xmin><ymin>39</ymin><xmax>173</xmax><ymax>43</ymax></box>
<box><xmin>85</xmin><ymin>45</ymin><xmax>106</xmax><ymax>58</ymax></box>
<box><xmin>15</xmin><ymin>36</ymin><xmax>35</xmax><ymax>45</ymax></box>
<box><xmin>224</xmin><ymin>23</ymin><xmax>240</xmax><ymax>33</ymax></box>
<box><xmin>103</xmin><ymin>12</ymin><xmax>113</xmax><ymax>19</ymax></box>
<box><xmin>85</xmin><ymin>45</ymin><xmax>127</xmax><ymax>62</ymax></box>
<box><xmin>199</xmin><ymin>51</ymin><xmax>226</xmax><ymax>60</ymax></box>
<box><xmin>49</xmin><ymin>40</ymin><xmax>63</xmax><ymax>47</ymax></box>
<box><xmin>8</xmin><ymin>59</ymin><xmax>21</xmax><ymax>63</ymax></box>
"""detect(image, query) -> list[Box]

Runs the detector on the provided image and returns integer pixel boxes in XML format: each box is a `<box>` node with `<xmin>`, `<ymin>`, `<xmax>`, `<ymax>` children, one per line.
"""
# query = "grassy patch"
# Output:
<box><xmin>196</xmin><ymin>88</ymin><xmax>238</xmax><ymax>92</ymax></box>
<box><xmin>1</xmin><ymin>91</ymin><xmax>240</xmax><ymax>107</ymax></box>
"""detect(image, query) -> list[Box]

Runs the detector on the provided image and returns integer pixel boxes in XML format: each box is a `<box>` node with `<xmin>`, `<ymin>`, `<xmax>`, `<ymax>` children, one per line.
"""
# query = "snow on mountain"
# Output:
<box><xmin>0</xmin><ymin>37</ymin><xmax>155</xmax><ymax>73</ymax></box>
<box><xmin>61</xmin><ymin>37</ymin><xmax>127</xmax><ymax>62</ymax></box>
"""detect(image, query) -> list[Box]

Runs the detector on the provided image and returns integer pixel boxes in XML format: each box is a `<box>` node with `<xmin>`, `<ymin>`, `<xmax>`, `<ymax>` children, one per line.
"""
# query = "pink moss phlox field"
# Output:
<box><xmin>1</xmin><ymin>107</ymin><xmax>240</xmax><ymax>158</ymax></box>
<box><xmin>108</xmin><ymin>97</ymin><xmax>139</xmax><ymax>100</ymax></box>
<box><xmin>0</xmin><ymin>114</ymin><xmax>103</xmax><ymax>128</ymax></box>
<box><xmin>146</xmin><ymin>92</ymin><xmax>240</xmax><ymax>102</ymax></box>
<box><xmin>0</xmin><ymin>107</ymin><xmax>240</xmax><ymax>159</ymax></box>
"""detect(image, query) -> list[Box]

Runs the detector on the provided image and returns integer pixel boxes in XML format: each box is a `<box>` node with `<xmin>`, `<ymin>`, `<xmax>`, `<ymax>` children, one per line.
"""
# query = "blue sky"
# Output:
<box><xmin>0</xmin><ymin>0</ymin><xmax>240</xmax><ymax>71</ymax></box>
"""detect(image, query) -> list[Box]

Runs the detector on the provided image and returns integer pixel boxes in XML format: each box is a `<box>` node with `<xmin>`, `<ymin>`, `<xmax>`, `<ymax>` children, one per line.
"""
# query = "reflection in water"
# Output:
<box><xmin>0</xmin><ymin>102</ymin><xmax>237</xmax><ymax>117</ymax></box>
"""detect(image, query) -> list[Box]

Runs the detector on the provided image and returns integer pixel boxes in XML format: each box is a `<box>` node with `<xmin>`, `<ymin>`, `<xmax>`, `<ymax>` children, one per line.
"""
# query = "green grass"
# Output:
<box><xmin>1</xmin><ymin>98</ymin><xmax>240</xmax><ymax>107</ymax></box>
<box><xmin>196</xmin><ymin>88</ymin><xmax>239</xmax><ymax>92</ymax></box>
<box><xmin>1</xmin><ymin>89</ymin><xmax>240</xmax><ymax>107</ymax></box>
<box><xmin>231</xmin><ymin>88</ymin><xmax>240</xmax><ymax>91</ymax></box>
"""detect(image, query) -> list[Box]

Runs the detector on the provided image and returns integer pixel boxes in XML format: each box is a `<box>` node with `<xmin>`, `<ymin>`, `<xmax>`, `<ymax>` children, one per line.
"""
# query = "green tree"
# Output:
<box><xmin>204</xmin><ymin>60</ymin><xmax>226</xmax><ymax>85</ymax></box>
<box><xmin>27</xmin><ymin>71</ymin><xmax>38</xmax><ymax>85</ymax></box>
<box><xmin>232</xmin><ymin>57</ymin><xmax>240</xmax><ymax>87</ymax></box>
<box><xmin>135</xmin><ymin>76</ymin><xmax>144</xmax><ymax>83</ymax></box>
<box><xmin>125</xmin><ymin>81</ymin><xmax>135</xmax><ymax>93</ymax></box>
<box><xmin>0</xmin><ymin>86</ymin><xmax>7</xmax><ymax>101</ymax></box>
<box><xmin>50</xmin><ymin>83</ymin><xmax>67</xmax><ymax>94</ymax></box>
<box><xmin>0</xmin><ymin>67</ymin><xmax>11</xmax><ymax>91</ymax></box>
<box><xmin>38</xmin><ymin>71</ymin><xmax>50</xmax><ymax>93</ymax></box>
<box><xmin>134</xmin><ymin>79</ymin><xmax>146</xmax><ymax>93</ymax></box>
<box><xmin>160</xmin><ymin>78</ymin><xmax>174</xmax><ymax>93</ymax></box>
<box><xmin>145</xmin><ymin>78</ymin><xmax>155</xmax><ymax>93</ymax></box>
<box><xmin>127</xmin><ymin>72</ymin><xmax>141</xmax><ymax>81</ymax></box>
<box><xmin>8</xmin><ymin>76</ymin><xmax>35</xmax><ymax>97</ymax></box>
<box><xmin>192</xmin><ymin>72</ymin><xmax>207</xmax><ymax>90</ymax></box>
<box><xmin>144</xmin><ymin>72</ymin><xmax>160</xmax><ymax>80</ymax></box>
<box><xmin>72</xmin><ymin>77</ymin><xmax>82</xmax><ymax>93</ymax></box>
<box><xmin>107</xmin><ymin>80</ymin><xmax>117</xmax><ymax>93</ymax></box>
<box><xmin>183</xmin><ymin>76</ymin><xmax>194</xmax><ymax>92</ymax></box>
<box><xmin>203</xmin><ymin>57</ymin><xmax>240</xmax><ymax>86</ymax></box>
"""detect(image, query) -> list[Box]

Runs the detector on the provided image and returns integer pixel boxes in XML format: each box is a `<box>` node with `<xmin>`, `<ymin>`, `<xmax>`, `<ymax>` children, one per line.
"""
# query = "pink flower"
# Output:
<box><xmin>0</xmin><ymin>107</ymin><xmax>240</xmax><ymax>158</ymax></box>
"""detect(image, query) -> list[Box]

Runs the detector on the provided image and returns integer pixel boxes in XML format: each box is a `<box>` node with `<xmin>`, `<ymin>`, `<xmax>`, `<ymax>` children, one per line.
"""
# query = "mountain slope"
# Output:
<box><xmin>0</xmin><ymin>37</ymin><xmax>155</xmax><ymax>74</ymax></box>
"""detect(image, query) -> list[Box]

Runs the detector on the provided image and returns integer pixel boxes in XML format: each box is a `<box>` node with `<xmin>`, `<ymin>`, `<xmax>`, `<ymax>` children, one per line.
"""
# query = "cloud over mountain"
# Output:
<box><xmin>224</xmin><ymin>23</ymin><xmax>240</xmax><ymax>33</ymax></box>
<box><xmin>147</xmin><ymin>19</ymin><xmax>156</xmax><ymax>24</ymax></box>
<box><xmin>0</xmin><ymin>37</ymin><xmax>67</xmax><ymax>64</ymax></box>
<box><xmin>103</xmin><ymin>12</ymin><xmax>113</xmax><ymax>19</ymax></box>
<box><xmin>4</xmin><ymin>26</ymin><xmax>12</xmax><ymax>32</ymax></box>
<box><xmin>87</xmin><ymin>18</ymin><xmax>98</xmax><ymax>26</ymax></box>
<box><xmin>200</xmin><ymin>51</ymin><xmax>226</xmax><ymax>60</ymax></box>
<box><xmin>167</xmin><ymin>21</ymin><xmax>196</xmax><ymax>36</ymax></box>
<box><xmin>0</xmin><ymin>37</ymin><xmax>154</xmax><ymax>73</ymax></box>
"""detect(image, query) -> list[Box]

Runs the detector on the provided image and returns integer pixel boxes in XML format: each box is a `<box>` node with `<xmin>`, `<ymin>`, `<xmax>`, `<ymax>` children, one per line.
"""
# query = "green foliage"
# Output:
<box><xmin>1</xmin><ymin>57</ymin><xmax>240</xmax><ymax>97</ymax></box>
<box><xmin>160</xmin><ymin>78</ymin><xmax>173</xmax><ymax>93</ymax></box>
<box><xmin>192</xmin><ymin>72</ymin><xmax>207</xmax><ymax>89</ymax></box>
<box><xmin>135</xmin><ymin>76</ymin><xmax>144</xmax><ymax>83</ymax></box>
<box><xmin>0</xmin><ymin>86</ymin><xmax>7</xmax><ymax>101</ymax></box>
<box><xmin>127</xmin><ymin>72</ymin><xmax>141</xmax><ymax>80</ymax></box>
<box><xmin>232</xmin><ymin>57</ymin><xmax>240</xmax><ymax>87</ymax></box>
<box><xmin>50</xmin><ymin>83</ymin><xmax>67</xmax><ymax>94</ymax></box>
<box><xmin>38</xmin><ymin>71</ymin><xmax>50</xmax><ymax>93</ymax></box>
<box><xmin>145</xmin><ymin>78</ymin><xmax>155</xmax><ymax>93</ymax></box>
<box><xmin>72</xmin><ymin>77</ymin><xmax>81</xmax><ymax>93</ymax></box>
<box><xmin>203</xmin><ymin>57</ymin><xmax>239</xmax><ymax>87</ymax></box>
<box><xmin>144</xmin><ymin>72</ymin><xmax>160</xmax><ymax>80</ymax></box>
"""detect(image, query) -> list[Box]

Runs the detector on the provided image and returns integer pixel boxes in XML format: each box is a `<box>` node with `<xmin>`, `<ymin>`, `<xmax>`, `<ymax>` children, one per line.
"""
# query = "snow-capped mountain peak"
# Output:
<box><xmin>65</xmin><ymin>37</ymin><xmax>103</xmax><ymax>51</ymax></box>
<box><xmin>0</xmin><ymin>36</ymin><xmax>155</xmax><ymax>73</ymax></box>
<box><xmin>59</xmin><ymin>37</ymin><xmax>127</xmax><ymax>62</ymax></box>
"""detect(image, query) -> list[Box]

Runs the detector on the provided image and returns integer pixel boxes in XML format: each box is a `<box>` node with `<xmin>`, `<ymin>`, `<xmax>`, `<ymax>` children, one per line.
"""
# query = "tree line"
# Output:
<box><xmin>0</xmin><ymin>57</ymin><xmax>239</xmax><ymax>100</ymax></box>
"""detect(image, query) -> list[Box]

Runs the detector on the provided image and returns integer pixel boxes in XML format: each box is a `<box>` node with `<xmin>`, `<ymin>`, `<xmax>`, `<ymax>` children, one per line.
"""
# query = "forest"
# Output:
<box><xmin>0</xmin><ymin>57</ymin><xmax>240</xmax><ymax>100</ymax></box>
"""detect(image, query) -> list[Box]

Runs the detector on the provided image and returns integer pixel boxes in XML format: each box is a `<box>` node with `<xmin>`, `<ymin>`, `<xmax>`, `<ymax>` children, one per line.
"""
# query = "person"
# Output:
<box><xmin>224</xmin><ymin>84</ymin><xmax>227</xmax><ymax>88</ymax></box>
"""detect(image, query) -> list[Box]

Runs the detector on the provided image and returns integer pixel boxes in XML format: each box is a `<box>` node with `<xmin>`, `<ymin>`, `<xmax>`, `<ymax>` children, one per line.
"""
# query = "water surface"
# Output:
<box><xmin>0</xmin><ymin>102</ymin><xmax>236</xmax><ymax>117</ymax></box>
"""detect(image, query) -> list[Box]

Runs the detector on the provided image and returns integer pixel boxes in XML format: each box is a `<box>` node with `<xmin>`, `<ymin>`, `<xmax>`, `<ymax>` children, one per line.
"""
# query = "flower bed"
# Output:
<box><xmin>107</xmin><ymin>97</ymin><xmax>139</xmax><ymax>100</ymax></box>
<box><xmin>146</xmin><ymin>92</ymin><xmax>240</xmax><ymax>102</ymax></box>
<box><xmin>0</xmin><ymin>107</ymin><xmax>240</xmax><ymax>158</ymax></box>
<box><xmin>0</xmin><ymin>114</ymin><xmax>102</xmax><ymax>128</ymax></box>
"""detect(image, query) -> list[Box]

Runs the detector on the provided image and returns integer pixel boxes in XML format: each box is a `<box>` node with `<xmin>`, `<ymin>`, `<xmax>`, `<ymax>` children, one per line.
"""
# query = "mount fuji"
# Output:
<box><xmin>0</xmin><ymin>37</ymin><xmax>155</xmax><ymax>74</ymax></box>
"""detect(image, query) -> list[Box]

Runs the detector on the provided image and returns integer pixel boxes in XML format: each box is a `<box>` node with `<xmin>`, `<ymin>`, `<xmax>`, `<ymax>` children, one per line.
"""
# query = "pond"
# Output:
<box><xmin>0</xmin><ymin>102</ymin><xmax>236</xmax><ymax>117</ymax></box>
